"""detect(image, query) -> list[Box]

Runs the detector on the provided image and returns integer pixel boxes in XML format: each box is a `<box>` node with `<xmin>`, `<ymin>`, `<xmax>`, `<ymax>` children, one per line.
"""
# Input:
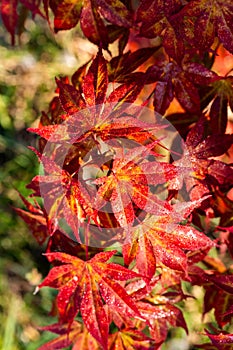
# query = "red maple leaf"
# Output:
<box><xmin>38</xmin><ymin>322</ymin><xmax>100</xmax><ymax>350</ymax></box>
<box><xmin>39</xmin><ymin>250</ymin><xmax>142</xmax><ymax>349</ymax></box>
<box><xmin>94</xmin><ymin>140</ymin><xmax>172</xmax><ymax>229</ymax></box>
<box><xmin>123</xmin><ymin>198</ymin><xmax>215</xmax><ymax>273</ymax></box>
<box><xmin>109</xmin><ymin>328</ymin><xmax>154</xmax><ymax>350</ymax></box>
<box><xmin>183</xmin><ymin>0</ymin><xmax>233</xmax><ymax>54</ymax></box>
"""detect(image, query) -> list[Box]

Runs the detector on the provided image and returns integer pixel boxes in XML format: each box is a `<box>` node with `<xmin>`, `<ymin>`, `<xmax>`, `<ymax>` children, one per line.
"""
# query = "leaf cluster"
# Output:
<box><xmin>2</xmin><ymin>0</ymin><xmax>233</xmax><ymax>349</ymax></box>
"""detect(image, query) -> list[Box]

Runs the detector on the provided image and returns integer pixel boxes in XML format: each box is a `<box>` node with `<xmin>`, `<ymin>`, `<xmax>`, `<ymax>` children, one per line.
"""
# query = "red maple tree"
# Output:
<box><xmin>2</xmin><ymin>0</ymin><xmax>233</xmax><ymax>348</ymax></box>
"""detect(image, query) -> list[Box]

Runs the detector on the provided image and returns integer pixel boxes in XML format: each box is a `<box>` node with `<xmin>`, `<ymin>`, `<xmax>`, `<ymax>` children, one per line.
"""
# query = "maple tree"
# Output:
<box><xmin>2</xmin><ymin>0</ymin><xmax>233</xmax><ymax>348</ymax></box>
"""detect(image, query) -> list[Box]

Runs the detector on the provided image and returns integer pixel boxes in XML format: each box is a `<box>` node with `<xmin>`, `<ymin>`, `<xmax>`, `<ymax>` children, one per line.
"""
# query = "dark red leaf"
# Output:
<box><xmin>56</xmin><ymin>78</ymin><xmax>85</xmax><ymax>115</ymax></box>
<box><xmin>108</xmin><ymin>46</ymin><xmax>161</xmax><ymax>82</ymax></box>
<box><xmin>153</xmin><ymin>80</ymin><xmax>173</xmax><ymax>115</ymax></box>
<box><xmin>137</xmin><ymin>0</ymin><xmax>183</xmax><ymax>60</ymax></box>
<box><xmin>137</xmin><ymin>0</ymin><xmax>182</xmax><ymax>37</ymax></box>
<box><xmin>118</xmin><ymin>28</ymin><xmax>130</xmax><ymax>54</ymax></box>
<box><xmin>194</xmin><ymin>134</ymin><xmax>233</xmax><ymax>159</ymax></box>
<box><xmin>208</xmin><ymin>78</ymin><xmax>233</xmax><ymax>118</ymax></box>
<box><xmin>216</xmin><ymin>292</ymin><xmax>233</xmax><ymax>327</ymax></box>
<box><xmin>183</xmin><ymin>63</ymin><xmax>220</xmax><ymax>86</ymax></box>
<box><xmin>20</xmin><ymin>0</ymin><xmax>45</xmax><ymax>18</ymax></box>
<box><xmin>185</xmin><ymin>116</ymin><xmax>207</xmax><ymax>148</ymax></box>
<box><xmin>173</xmin><ymin>72</ymin><xmax>200</xmax><ymax>113</ymax></box>
<box><xmin>205</xmin><ymin>330</ymin><xmax>233</xmax><ymax>347</ymax></box>
<box><xmin>162</xmin><ymin>20</ymin><xmax>184</xmax><ymax>62</ymax></box>
<box><xmin>194</xmin><ymin>11</ymin><xmax>215</xmax><ymax>50</ymax></box>
<box><xmin>82</xmin><ymin>48</ymin><xmax>108</xmax><ymax>106</ymax></box>
<box><xmin>80</xmin><ymin>0</ymin><xmax>109</xmax><ymax>50</ymax></box>
<box><xmin>136</xmin><ymin>0</ymin><xmax>154</xmax><ymax>23</ymax></box>
<box><xmin>208</xmin><ymin>161</ymin><xmax>233</xmax><ymax>186</ymax></box>
<box><xmin>49</xmin><ymin>0</ymin><xmax>82</xmax><ymax>32</ymax></box>
<box><xmin>217</xmin><ymin>8</ymin><xmax>233</xmax><ymax>54</ymax></box>
<box><xmin>184</xmin><ymin>0</ymin><xmax>233</xmax><ymax>53</ymax></box>
<box><xmin>39</xmin><ymin>321</ymin><xmax>81</xmax><ymax>335</ymax></box>
<box><xmin>71</xmin><ymin>60</ymin><xmax>90</xmax><ymax>88</ymax></box>
<box><xmin>210</xmin><ymin>96</ymin><xmax>228</xmax><ymax>134</ymax></box>
<box><xmin>107</xmin><ymin>80</ymin><xmax>145</xmax><ymax>105</ymax></box>
<box><xmin>205</xmin><ymin>275</ymin><xmax>233</xmax><ymax>295</ymax></box>
<box><xmin>96</xmin><ymin>0</ymin><xmax>132</xmax><ymax>28</ymax></box>
<box><xmin>1</xmin><ymin>0</ymin><xmax>18</xmax><ymax>45</ymax></box>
